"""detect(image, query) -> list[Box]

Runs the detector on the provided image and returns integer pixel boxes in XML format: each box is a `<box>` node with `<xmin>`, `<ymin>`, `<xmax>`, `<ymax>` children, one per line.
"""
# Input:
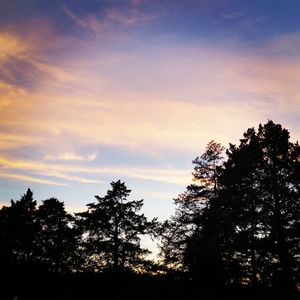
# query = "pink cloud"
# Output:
<box><xmin>131</xmin><ymin>0</ymin><xmax>149</xmax><ymax>7</ymax></box>
<box><xmin>63</xmin><ymin>3</ymin><xmax>155</xmax><ymax>34</ymax></box>
<box><xmin>106</xmin><ymin>8</ymin><xmax>156</xmax><ymax>26</ymax></box>
<box><xmin>62</xmin><ymin>5</ymin><xmax>103</xmax><ymax>32</ymax></box>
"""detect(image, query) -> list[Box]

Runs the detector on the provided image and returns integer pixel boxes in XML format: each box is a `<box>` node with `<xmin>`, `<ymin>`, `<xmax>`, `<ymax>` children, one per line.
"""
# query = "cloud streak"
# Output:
<box><xmin>0</xmin><ymin>171</ymin><xmax>66</xmax><ymax>186</ymax></box>
<box><xmin>45</xmin><ymin>152</ymin><xmax>97</xmax><ymax>162</ymax></box>
<box><xmin>0</xmin><ymin>156</ymin><xmax>191</xmax><ymax>186</ymax></box>
<box><xmin>62</xmin><ymin>2</ymin><xmax>156</xmax><ymax>36</ymax></box>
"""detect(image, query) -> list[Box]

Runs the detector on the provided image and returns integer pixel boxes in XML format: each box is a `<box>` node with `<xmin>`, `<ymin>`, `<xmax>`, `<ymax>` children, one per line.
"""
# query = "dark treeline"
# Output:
<box><xmin>0</xmin><ymin>120</ymin><xmax>299</xmax><ymax>300</ymax></box>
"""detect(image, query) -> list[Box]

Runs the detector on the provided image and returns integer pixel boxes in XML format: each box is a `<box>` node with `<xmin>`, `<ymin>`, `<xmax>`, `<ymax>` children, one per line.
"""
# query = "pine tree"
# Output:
<box><xmin>160</xmin><ymin>141</ymin><xmax>227</xmax><ymax>279</ymax></box>
<box><xmin>78</xmin><ymin>180</ymin><xmax>157</xmax><ymax>272</ymax></box>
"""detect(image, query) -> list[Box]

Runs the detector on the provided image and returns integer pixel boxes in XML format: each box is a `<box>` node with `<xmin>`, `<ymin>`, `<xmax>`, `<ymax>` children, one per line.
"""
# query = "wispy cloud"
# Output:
<box><xmin>0</xmin><ymin>32</ymin><xmax>29</xmax><ymax>60</ymax></box>
<box><xmin>62</xmin><ymin>3</ymin><xmax>156</xmax><ymax>34</ymax></box>
<box><xmin>62</xmin><ymin>5</ymin><xmax>103</xmax><ymax>33</ymax></box>
<box><xmin>106</xmin><ymin>8</ymin><xmax>156</xmax><ymax>26</ymax></box>
<box><xmin>0</xmin><ymin>156</ymin><xmax>190</xmax><ymax>186</ymax></box>
<box><xmin>45</xmin><ymin>152</ymin><xmax>97</xmax><ymax>162</ymax></box>
<box><xmin>0</xmin><ymin>27</ymin><xmax>74</xmax><ymax>92</ymax></box>
<box><xmin>0</xmin><ymin>171</ymin><xmax>66</xmax><ymax>186</ymax></box>
<box><xmin>0</xmin><ymin>157</ymin><xmax>99</xmax><ymax>185</ymax></box>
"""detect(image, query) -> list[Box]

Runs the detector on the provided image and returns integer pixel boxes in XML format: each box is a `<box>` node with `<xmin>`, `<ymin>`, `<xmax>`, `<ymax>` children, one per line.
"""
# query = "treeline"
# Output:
<box><xmin>0</xmin><ymin>120</ymin><xmax>299</xmax><ymax>298</ymax></box>
<box><xmin>0</xmin><ymin>181</ymin><xmax>158</xmax><ymax>275</ymax></box>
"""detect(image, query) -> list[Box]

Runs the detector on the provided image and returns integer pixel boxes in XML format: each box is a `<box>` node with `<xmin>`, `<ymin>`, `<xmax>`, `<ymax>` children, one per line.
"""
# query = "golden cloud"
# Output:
<box><xmin>0</xmin><ymin>32</ymin><xmax>29</xmax><ymax>60</ymax></box>
<box><xmin>45</xmin><ymin>152</ymin><xmax>97</xmax><ymax>162</ymax></box>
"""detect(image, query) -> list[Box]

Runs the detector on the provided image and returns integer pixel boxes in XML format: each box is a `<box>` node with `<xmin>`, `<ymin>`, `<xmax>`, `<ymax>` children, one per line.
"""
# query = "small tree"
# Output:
<box><xmin>79</xmin><ymin>180</ymin><xmax>157</xmax><ymax>272</ymax></box>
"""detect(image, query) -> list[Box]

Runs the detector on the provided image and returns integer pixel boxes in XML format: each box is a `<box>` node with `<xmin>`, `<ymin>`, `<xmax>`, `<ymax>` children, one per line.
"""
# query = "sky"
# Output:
<box><xmin>1</xmin><ymin>0</ymin><xmax>300</xmax><ymax>226</ymax></box>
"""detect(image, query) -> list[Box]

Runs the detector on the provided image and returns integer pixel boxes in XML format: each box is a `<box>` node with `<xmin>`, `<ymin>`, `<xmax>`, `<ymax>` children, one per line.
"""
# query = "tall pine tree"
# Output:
<box><xmin>78</xmin><ymin>180</ymin><xmax>157</xmax><ymax>272</ymax></box>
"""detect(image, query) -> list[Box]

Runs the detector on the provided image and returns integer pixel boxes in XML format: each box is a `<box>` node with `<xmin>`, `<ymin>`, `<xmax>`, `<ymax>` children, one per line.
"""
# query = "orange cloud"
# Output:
<box><xmin>0</xmin><ymin>32</ymin><xmax>29</xmax><ymax>60</ymax></box>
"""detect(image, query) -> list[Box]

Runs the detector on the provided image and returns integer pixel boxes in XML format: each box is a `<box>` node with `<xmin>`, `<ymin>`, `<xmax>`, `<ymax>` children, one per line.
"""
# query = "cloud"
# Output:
<box><xmin>63</xmin><ymin>3</ymin><xmax>156</xmax><ymax>35</ymax></box>
<box><xmin>34</xmin><ymin>170</ymin><xmax>102</xmax><ymax>184</ymax></box>
<box><xmin>0</xmin><ymin>27</ymin><xmax>74</xmax><ymax>93</ymax></box>
<box><xmin>262</xmin><ymin>31</ymin><xmax>300</xmax><ymax>58</ymax></box>
<box><xmin>106</xmin><ymin>8</ymin><xmax>155</xmax><ymax>26</ymax></box>
<box><xmin>62</xmin><ymin>5</ymin><xmax>103</xmax><ymax>33</ymax></box>
<box><xmin>0</xmin><ymin>32</ymin><xmax>29</xmax><ymax>60</ymax></box>
<box><xmin>0</xmin><ymin>157</ymin><xmax>100</xmax><ymax>185</ymax></box>
<box><xmin>131</xmin><ymin>0</ymin><xmax>149</xmax><ymax>7</ymax></box>
<box><xmin>0</xmin><ymin>16</ymin><xmax>300</xmax><ymax>191</ymax></box>
<box><xmin>0</xmin><ymin>133</ymin><xmax>43</xmax><ymax>150</ymax></box>
<box><xmin>1</xmin><ymin>26</ymin><xmax>300</xmax><ymax>167</ymax></box>
<box><xmin>0</xmin><ymin>171</ymin><xmax>66</xmax><ymax>186</ymax></box>
<box><xmin>0</xmin><ymin>156</ymin><xmax>190</xmax><ymax>186</ymax></box>
<box><xmin>45</xmin><ymin>152</ymin><xmax>97</xmax><ymax>162</ymax></box>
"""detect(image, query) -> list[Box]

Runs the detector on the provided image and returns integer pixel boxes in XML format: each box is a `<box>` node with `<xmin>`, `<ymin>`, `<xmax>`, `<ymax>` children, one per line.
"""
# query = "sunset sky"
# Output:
<box><xmin>1</xmin><ymin>0</ymin><xmax>300</xmax><ymax>224</ymax></box>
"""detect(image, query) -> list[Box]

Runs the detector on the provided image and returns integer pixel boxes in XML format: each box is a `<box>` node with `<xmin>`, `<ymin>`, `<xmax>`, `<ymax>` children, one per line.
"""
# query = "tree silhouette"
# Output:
<box><xmin>160</xmin><ymin>141</ymin><xmax>228</xmax><ymax>278</ymax></box>
<box><xmin>78</xmin><ymin>180</ymin><xmax>157</xmax><ymax>272</ymax></box>
<box><xmin>35</xmin><ymin>197</ymin><xmax>79</xmax><ymax>273</ymax></box>
<box><xmin>221</xmin><ymin>121</ymin><xmax>300</xmax><ymax>291</ymax></box>
<box><xmin>0</xmin><ymin>188</ymin><xmax>39</xmax><ymax>271</ymax></box>
<box><xmin>161</xmin><ymin>122</ymin><xmax>300</xmax><ymax>295</ymax></box>
<box><xmin>0</xmin><ymin>121</ymin><xmax>299</xmax><ymax>299</ymax></box>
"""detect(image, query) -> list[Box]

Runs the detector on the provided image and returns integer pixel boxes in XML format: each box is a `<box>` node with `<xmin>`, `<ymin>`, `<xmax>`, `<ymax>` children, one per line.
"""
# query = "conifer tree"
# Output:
<box><xmin>78</xmin><ymin>180</ymin><xmax>157</xmax><ymax>272</ymax></box>
<box><xmin>160</xmin><ymin>141</ymin><xmax>227</xmax><ymax>277</ymax></box>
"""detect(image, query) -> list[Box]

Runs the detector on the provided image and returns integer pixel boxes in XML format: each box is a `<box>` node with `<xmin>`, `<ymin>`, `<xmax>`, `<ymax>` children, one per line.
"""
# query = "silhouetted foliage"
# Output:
<box><xmin>35</xmin><ymin>198</ymin><xmax>79</xmax><ymax>272</ymax></box>
<box><xmin>161</xmin><ymin>121</ymin><xmax>300</xmax><ymax>296</ymax></box>
<box><xmin>78</xmin><ymin>180</ymin><xmax>158</xmax><ymax>272</ymax></box>
<box><xmin>160</xmin><ymin>141</ymin><xmax>227</xmax><ymax>279</ymax></box>
<box><xmin>220</xmin><ymin>121</ymin><xmax>300</xmax><ymax>292</ymax></box>
<box><xmin>0</xmin><ymin>188</ymin><xmax>39</xmax><ymax>271</ymax></box>
<box><xmin>0</xmin><ymin>190</ymin><xmax>80</xmax><ymax>274</ymax></box>
<box><xmin>0</xmin><ymin>121</ymin><xmax>299</xmax><ymax>300</ymax></box>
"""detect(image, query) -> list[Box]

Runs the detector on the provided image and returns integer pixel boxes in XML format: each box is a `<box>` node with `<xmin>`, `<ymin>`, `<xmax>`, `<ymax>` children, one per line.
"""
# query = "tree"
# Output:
<box><xmin>0</xmin><ymin>189</ymin><xmax>39</xmax><ymax>271</ymax></box>
<box><xmin>220</xmin><ymin>128</ymin><xmax>266</xmax><ymax>286</ymax></box>
<box><xmin>78</xmin><ymin>180</ymin><xmax>157</xmax><ymax>272</ymax></box>
<box><xmin>35</xmin><ymin>198</ymin><xmax>79</xmax><ymax>273</ymax></box>
<box><xmin>220</xmin><ymin>121</ymin><xmax>300</xmax><ymax>291</ymax></box>
<box><xmin>159</xmin><ymin>141</ymin><xmax>228</xmax><ymax>279</ymax></box>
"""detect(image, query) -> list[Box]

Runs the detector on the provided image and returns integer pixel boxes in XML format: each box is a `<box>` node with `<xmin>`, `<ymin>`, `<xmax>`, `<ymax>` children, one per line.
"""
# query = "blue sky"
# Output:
<box><xmin>0</xmin><ymin>0</ymin><xmax>300</xmax><ymax>228</ymax></box>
